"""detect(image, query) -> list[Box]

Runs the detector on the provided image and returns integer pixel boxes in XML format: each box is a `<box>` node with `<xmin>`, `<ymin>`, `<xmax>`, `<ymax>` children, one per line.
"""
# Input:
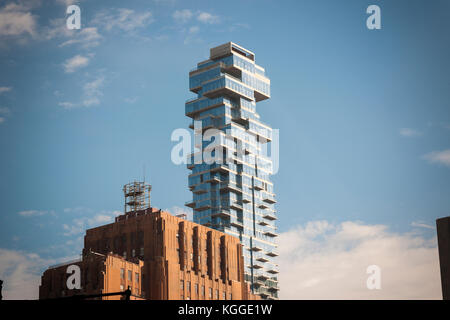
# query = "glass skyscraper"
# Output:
<box><xmin>185</xmin><ymin>42</ymin><xmax>278</xmax><ymax>299</ymax></box>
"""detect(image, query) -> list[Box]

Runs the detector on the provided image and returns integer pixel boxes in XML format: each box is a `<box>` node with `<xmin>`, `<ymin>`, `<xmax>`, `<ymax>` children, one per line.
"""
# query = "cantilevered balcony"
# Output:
<box><xmin>254</xmin><ymin>88</ymin><xmax>270</xmax><ymax>102</ymax></box>
<box><xmin>267</xmin><ymin>268</ymin><xmax>279</xmax><ymax>275</ymax></box>
<box><xmin>250</xmin><ymin>245</ymin><xmax>262</xmax><ymax>252</ymax></box>
<box><xmin>211</xmin><ymin>208</ymin><xmax>231</xmax><ymax>218</ymax></box>
<box><xmin>266</xmin><ymin>251</ymin><xmax>279</xmax><ymax>257</ymax></box>
<box><xmin>230</xmin><ymin>219</ymin><xmax>243</xmax><ymax>228</ymax></box>
<box><xmin>256</xmin><ymin>256</ymin><xmax>269</xmax><ymax>263</ymax></box>
<box><xmin>220</xmin><ymin>182</ymin><xmax>242</xmax><ymax>194</ymax></box>
<box><xmin>230</xmin><ymin>202</ymin><xmax>243</xmax><ymax>210</ymax></box>
<box><xmin>258</xmin><ymin>203</ymin><xmax>269</xmax><ymax>209</ymax></box>
<box><xmin>263</xmin><ymin>213</ymin><xmax>277</xmax><ymax>221</ymax></box>
<box><xmin>193</xmin><ymin>185</ymin><xmax>208</xmax><ymax>195</ymax></box>
<box><xmin>253</xmin><ymin>181</ymin><xmax>264</xmax><ymax>191</ymax></box>
<box><xmin>185</xmin><ymin>200</ymin><xmax>195</xmax><ymax>208</ymax></box>
<box><xmin>252</xmin><ymin>262</ymin><xmax>264</xmax><ymax>269</ymax></box>
<box><xmin>256</xmin><ymin>273</ymin><xmax>269</xmax><ymax>281</ymax></box>
<box><xmin>194</xmin><ymin>203</ymin><xmax>211</xmax><ymax>212</ymax></box>
<box><xmin>262</xmin><ymin>194</ymin><xmax>276</xmax><ymax>204</ymax></box>
<box><xmin>264</xmin><ymin>231</ymin><xmax>278</xmax><ymax>238</ymax></box>
<box><xmin>202</xmin><ymin>75</ymin><xmax>254</xmax><ymax>102</ymax></box>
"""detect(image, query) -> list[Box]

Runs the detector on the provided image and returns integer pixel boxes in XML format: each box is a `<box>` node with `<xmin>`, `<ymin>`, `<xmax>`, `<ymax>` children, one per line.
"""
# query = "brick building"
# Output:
<box><xmin>40</xmin><ymin>194</ymin><xmax>258</xmax><ymax>300</ymax></box>
<box><xmin>437</xmin><ymin>216</ymin><xmax>450</xmax><ymax>300</ymax></box>
<box><xmin>39</xmin><ymin>251</ymin><xmax>144</xmax><ymax>300</ymax></box>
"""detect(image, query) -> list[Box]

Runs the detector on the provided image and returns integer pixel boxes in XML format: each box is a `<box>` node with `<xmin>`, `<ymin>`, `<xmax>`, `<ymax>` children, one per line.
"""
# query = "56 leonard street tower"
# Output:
<box><xmin>185</xmin><ymin>42</ymin><xmax>279</xmax><ymax>299</ymax></box>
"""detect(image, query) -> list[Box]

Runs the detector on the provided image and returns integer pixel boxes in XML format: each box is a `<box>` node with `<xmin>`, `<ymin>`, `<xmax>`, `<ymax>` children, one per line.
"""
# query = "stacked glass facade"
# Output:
<box><xmin>185</xmin><ymin>42</ymin><xmax>278</xmax><ymax>299</ymax></box>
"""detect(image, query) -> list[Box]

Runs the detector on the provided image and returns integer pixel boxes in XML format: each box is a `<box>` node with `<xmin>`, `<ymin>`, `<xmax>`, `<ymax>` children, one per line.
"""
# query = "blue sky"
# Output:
<box><xmin>0</xmin><ymin>0</ymin><xmax>449</xmax><ymax>299</ymax></box>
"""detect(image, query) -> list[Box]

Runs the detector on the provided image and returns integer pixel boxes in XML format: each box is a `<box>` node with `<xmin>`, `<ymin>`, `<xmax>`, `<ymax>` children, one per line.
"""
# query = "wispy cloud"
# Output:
<box><xmin>58</xmin><ymin>73</ymin><xmax>105</xmax><ymax>109</ymax></box>
<box><xmin>411</xmin><ymin>221</ymin><xmax>435</xmax><ymax>230</ymax></box>
<box><xmin>189</xmin><ymin>26</ymin><xmax>199</xmax><ymax>34</ymax></box>
<box><xmin>399</xmin><ymin>128</ymin><xmax>422</xmax><ymax>137</ymax></box>
<box><xmin>0</xmin><ymin>2</ymin><xmax>38</xmax><ymax>38</ymax></box>
<box><xmin>0</xmin><ymin>248</ymin><xmax>49</xmax><ymax>300</ymax></box>
<box><xmin>93</xmin><ymin>8</ymin><xmax>154</xmax><ymax>33</ymax></box>
<box><xmin>0</xmin><ymin>106</ymin><xmax>11</xmax><ymax>124</ymax></box>
<box><xmin>0</xmin><ymin>86</ymin><xmax>12</xmax><ymax>94</ymax></box>
<box><xmin>278</xmin><ymin>220</ymin><xmax>441</xmax><ymax>299</ymax></box>
<box><xmin>173</xmin><ymin>9</ymin><xmax>193</xmax><ymax>23</ymax></box>
<box><xmin>62</xmin><ymin>54</ymin><xmax>90</xmax><ymax>73</ymax></box>
<box><xmin>197</xmin><ymin>11</ymin><xmax>219</xmax><ymax>24</ymax></box>
<box><xmin>59</xmin><ymin>27</ymin><xmax>102</xmax><ymax>48</ymax></box>
<box><xmin>62</xmin><ymin>210</ymin><xmax>121</xmax><ymax>236</ymax></box>
<box><xmin>0</xmin><ymin>248</ymin><xmax>78</xmax><ymax>300</ymax></box>
<box><xmin>423</xmin><ymin>149</ymin><xmax>450</xmax><ymax>167</ymax></box>
<box><xmin>18</xmin><ymin>209</ymin><xmax>52</xmax><ymax>217</ymax></box>
<box><xmin>82</xmin><ymin>75</ymin><xmax>104</xmax><ymax>107</ymax></box>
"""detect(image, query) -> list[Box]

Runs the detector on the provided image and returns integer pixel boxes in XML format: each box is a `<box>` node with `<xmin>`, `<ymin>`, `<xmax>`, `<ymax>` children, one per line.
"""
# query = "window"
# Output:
<box><xmin>195</xmin><ymin>283</ymin><xmax>198</xmax><ymax>294</ymax></box>
<box><xmin>187</xmin><ymin>281</ymin><xmax>191</xmax><ymax>292</ymax></box>
<box><xmin>123</xmin><ymin>251</ymin><xmax>127</xmax><ymax>259</ymax></box>
<box><xmin>120</xmin><ymin>285</ymin><xmax>124</xmax><ymax>291</ymax></box>
<box><xmin>229</xmin><ymin>293</ymin><xmax>232</xmax><ymax>300</ymax></box>
<box><xmin>180</xmin><ymin>280</ymin><xmax>184</xmax><ymax>290</ymax></box>
<box><xmin>128</xmin><ymin>270</ymin><xmax>132</xmax><ymax>282</ymax></box>
<box><xmin>209</xmin><ymin>288</ymin><xmax>212</xmax><ymax>299</ymax></box>
<box><xmin>135</xmin><ymin>273</ymin><xmax>139</xmax><ymax>283</ymax></box>
<box><xmin>120</xmin><ymin>268</ymin><xmax>125</xmax><ymax>279</ymax></box>
<box><xmin>223</xmin><ymin>291</ymin><xmax>226</xmax><ymax>300</ymax></box>
<box><xmin>202</xmin><ymin>285</ymin><xmax>205</xmax><ymax>297</ymax></box>
<box><xmin>132</xmin><ymin>249</ymin><xmax>136</xmax><ymax>257</ymax></box>
<box><xmin>215</xmin><ymin>290</ymin><xmax>219</xmax><ymax>299</ymax></box>
<box><xmin>140</xmin><ymin>247</ymin><xmax>144</xmax><ymax>256</ymax></box>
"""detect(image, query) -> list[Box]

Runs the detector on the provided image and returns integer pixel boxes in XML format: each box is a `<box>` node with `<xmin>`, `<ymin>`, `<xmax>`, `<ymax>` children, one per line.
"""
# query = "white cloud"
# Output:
<box><xmin>0</xmin><ymin>2</ymin><xmax>37</xmax><ymax>37</ymax></box>
<box><xmin>18</xmin><ymin>210</ymin><xmax>49</xmax><ymax>217</ymax></box>
<box><xmin>0</xmin><ymin>248</ymin><xmax>79</xmax><ymax>300</ymax></box>
<box><xmin>423</xmin><ymin>149</ymin><xmax>450</xmax><ymax>167</ymax></box>
<box><xmin>62</xmin><ymin>54</ymin><xmax>90</xmax><ymax>73</ymax></box>
<box><xmin>63</xmin><ymin>210</ymin><xmax>121</xmax><ymax>236</ymax></box>
<box><xmin>277</xmin><ymin>220</ymin><xmax>441</xmax><ymax>299</ymax></box>
<box><xmin>0</xmin><ymin>86</ymin><xmax>12</xmax><ymax>94</ymax></box>
<box><xmin>197</xmin><ymin>12</ymin><xmax>219</xmax><ymax>24</ymax></box>
<box><xmin>189</xmin><ymin>26</ymin><xmax>199</xmax><ymax>34</ymax></box>
<box><xmin>411</xmin><ymin>221</ymin><xmax>435</xmax><ymax>230</ymax></box>
<box><xmin>0</xmin><ymin>248</ymin><xmax>48</xmax><ymax>300</ymax></box>
<box><xmin>173</xmin><ymin>9</ymin><xmax>193</xmax><ymax>23</ymax></box>
<box><xmin>59</xmin><ymin>74</ymin><xmax>105</xmax><ymax>109</ymax></box>
<box><xmin>82</xmin><ymin>75</ymin><xmax>104</xmax><ymax>106</ymax></box>
<box><xmin>93</xmin><ymin>8</ymin><xmax>154</xmax><ymax>32</ymax></box>
<box><xmin>399</xmin><ymin>128</ymin><xmax>422</xmax><ymax>137</ymax></box>
<box><xmin>58</xmin><ymin>27</ymin><xmax>102</xmax><ymax>48</ymax></box>
<box><xmin>58</xmin><ymin>101</ymin><xmax>76</xmax><ymax>109</ymax></box>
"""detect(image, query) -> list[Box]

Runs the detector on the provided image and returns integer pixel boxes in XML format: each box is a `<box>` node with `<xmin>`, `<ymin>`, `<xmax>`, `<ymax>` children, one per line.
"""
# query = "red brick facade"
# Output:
<box><xmin>39</xmin><ymin>208</ymin><xmax>259</xmax><ymax>300</ymax></box>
